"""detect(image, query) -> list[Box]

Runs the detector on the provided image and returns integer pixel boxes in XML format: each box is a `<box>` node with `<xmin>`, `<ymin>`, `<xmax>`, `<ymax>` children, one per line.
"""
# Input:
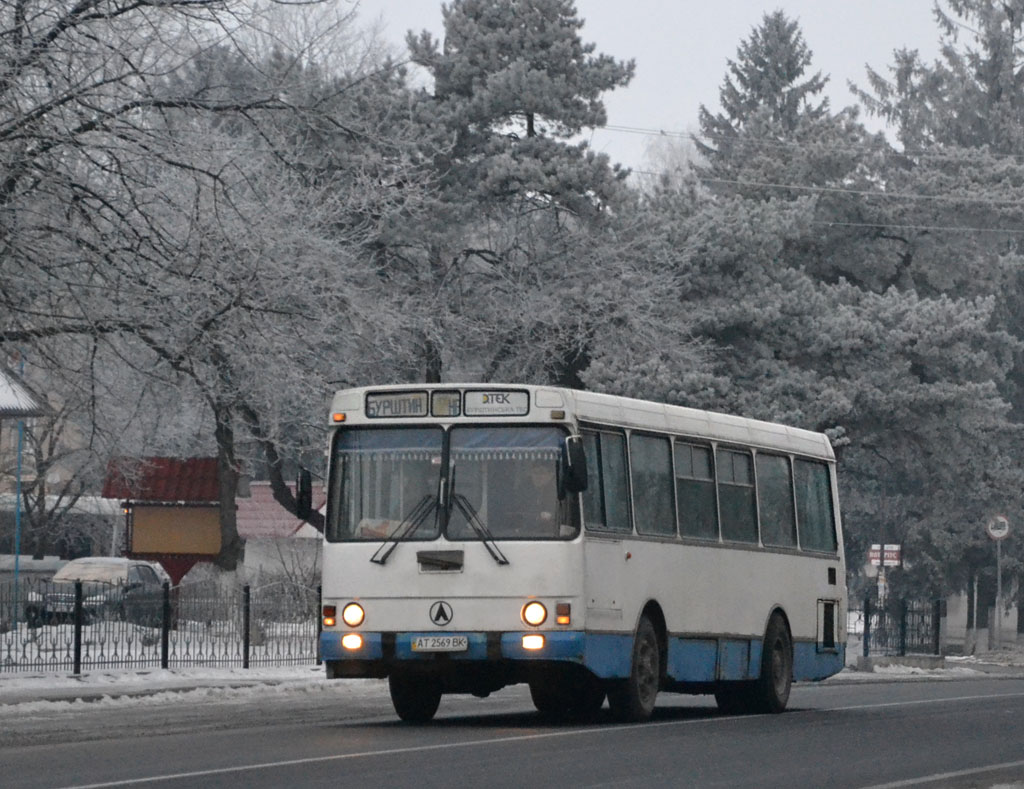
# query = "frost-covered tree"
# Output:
<box><xmin>1</xmin><ymin>1</ymin><xmax>427</xmax><ymax>568</ymax></box>
<box><xmin>696</xmin><ymin>10</ymin><xmax>829</xmax><ymax>173</ymax></box>
<box><xmin>629</xmin><ymin>10</ymin><xmax>1021</xmax><ymax>598</ymax></box>
<box><xmin>850</xmin><ymin>0</ymin><xmax>1024</xmax><ymax>598</ymax></box>
<box><xmin>389</xmin><ymin>0</ymin><xmax>641</xmax><ymax>385</ymax></box>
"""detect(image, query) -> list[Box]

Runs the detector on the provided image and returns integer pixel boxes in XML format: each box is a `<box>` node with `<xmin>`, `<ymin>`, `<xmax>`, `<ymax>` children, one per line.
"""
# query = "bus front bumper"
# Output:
<box><xmin>320</xmin><ymin>630</ymin><xmax>588</xmax><ymax>665</ymax></box>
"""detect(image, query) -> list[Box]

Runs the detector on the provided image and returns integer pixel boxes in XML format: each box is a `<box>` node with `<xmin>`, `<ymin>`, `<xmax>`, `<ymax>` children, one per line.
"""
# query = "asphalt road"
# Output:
<box><xmin>5</xmin><ymin>678</ymin><xmax>1024</xmax><ymax>788</ymax></box>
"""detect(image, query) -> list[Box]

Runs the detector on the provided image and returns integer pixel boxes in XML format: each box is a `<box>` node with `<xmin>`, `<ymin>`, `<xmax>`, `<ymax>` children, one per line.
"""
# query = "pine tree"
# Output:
<box><xmin>697</xmin><ymin>11</ymin><xmax>828</xmax><ymax>163</ymax></box>
<box><xmin>632</xmin><ymin>10</ymin><xmax>1020</xmax><ymax>599</ymax></box>
<box><xmin>850</xmin><ymin>0</ymin><xmax>1024</xmax><ymax>598</ymax></box>
<box><xmin>376</xmin><ymin>0</ymin><xmax>642</xmax><ymax>385</ymax></box>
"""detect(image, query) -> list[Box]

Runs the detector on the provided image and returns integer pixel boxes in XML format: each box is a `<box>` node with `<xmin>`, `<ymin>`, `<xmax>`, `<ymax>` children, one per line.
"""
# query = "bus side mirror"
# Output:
<box><xmin>562</xmin><ymin>435</ymin><xmax>588</xmax><ymax>494</ymax></box>
<box><xmin>296</xmin><ymin>469</ymin><xmax>313</xmax><ymax>520</ymax></box>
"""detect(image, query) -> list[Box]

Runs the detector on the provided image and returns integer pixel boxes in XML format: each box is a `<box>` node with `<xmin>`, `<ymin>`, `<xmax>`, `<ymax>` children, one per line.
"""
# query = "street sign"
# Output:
<box><xmin>987</xmin><ymin>515</ymin><xmax>1010</xmax><ymax>541</ymax></box>
<box><xmin>868</xmin><ymin>544</ymin><xmax>901</xmax><ymax>567</ymax></box>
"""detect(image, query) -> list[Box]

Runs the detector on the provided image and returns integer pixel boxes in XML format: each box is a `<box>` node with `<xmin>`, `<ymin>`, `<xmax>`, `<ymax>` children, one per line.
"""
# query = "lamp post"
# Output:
<box><xmin>11</xmin><ymin>353</ymin><xmax>26</xmax><ymax>633</ymax></box>
<box><xmin>986</xmin><ymin>515</ymin><xmax>1010</xmax><ymax>649</ymax></box>
<box><xmin>12</xmin><ymin>415</ymin><xmax>24</xmax><ymax>630</ymax></box>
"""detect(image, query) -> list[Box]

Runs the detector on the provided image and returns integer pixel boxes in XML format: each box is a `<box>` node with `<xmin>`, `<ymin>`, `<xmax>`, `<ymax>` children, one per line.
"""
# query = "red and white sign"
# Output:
<box><xmin>987</xmin><ymin>515</ymin><xmax>1010</xmax><ymax>541</ymax></box>
<box><xmin>869</xmin><ymin>544</ymin><xmax>901</xmax><ymax>566</ymax></box>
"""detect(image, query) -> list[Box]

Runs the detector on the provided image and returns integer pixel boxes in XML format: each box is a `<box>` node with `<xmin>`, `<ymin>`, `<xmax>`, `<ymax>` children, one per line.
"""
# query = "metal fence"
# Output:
<box><xmin>0</xmin><ymin>577</ymin><xmax>320</xmax><ymax>674</ymax></box>
<box><xmin>850</xmin><ymin>598</ymin><xmax>942</xmax><ymax>657</ymax></box>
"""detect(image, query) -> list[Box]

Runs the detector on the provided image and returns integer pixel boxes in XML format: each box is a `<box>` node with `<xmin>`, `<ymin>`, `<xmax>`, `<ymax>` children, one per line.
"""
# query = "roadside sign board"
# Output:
<box><xmin>987</xmin><ymin>515</ymin><xmax>1010</xmax><ymax>541</ymax></box>
<box><xmin>882</xmin><ymin>544</ymin><xmax>901</xmax><ymax>567</ymax></box>
<box><xmin>868</xmin><ymin>544</ymin><xmax>881</xmax><ymax>566</ymax></box>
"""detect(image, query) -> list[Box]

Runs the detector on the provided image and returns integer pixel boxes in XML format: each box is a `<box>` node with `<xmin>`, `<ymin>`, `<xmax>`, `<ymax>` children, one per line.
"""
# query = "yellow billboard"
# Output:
<box><xmin>129</xmin><ymin>505</ymin><xmax>221</xmax><ymax>555</ymax></box>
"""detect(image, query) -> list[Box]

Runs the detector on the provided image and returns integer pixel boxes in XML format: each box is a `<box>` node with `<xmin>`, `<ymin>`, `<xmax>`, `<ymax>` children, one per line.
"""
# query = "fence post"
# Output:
<box><xmin>316</xmin><ymin>585</ymin><xmax>322</xmax><ymax>666</ymax></box>
<box><xmin>863</xmin><ymin>596</ymin><xmax>872</xmax><ymax>658</ymax></box>
<box><xmin>899</xmin><ymin>599</ymin><xmax>908</xmax><ymax>656</ymax></box>
<box><xmin>161</xmin><ymin>582</ymin><xmax>170</xmax><ymax>670</ymax></box>
<box><xmin>242</xmin><ymin>585</ymin><xmax>251</xmax><ymax>670</ymax></box>
<box><xmin>933</xmin><ymin>599</ymin><xmax>942</xmax><ymax>655</ymax></box>
<box><xmin>73</xmin><ymin>580</ymin><xmax>83</xmax><ymax>675</ymax></box>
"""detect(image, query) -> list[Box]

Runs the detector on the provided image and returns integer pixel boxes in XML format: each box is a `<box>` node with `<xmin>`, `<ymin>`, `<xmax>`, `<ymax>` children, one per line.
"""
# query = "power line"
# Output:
<box><xmin>811</xmin><ymin>220</ymin><xmax>1024</xmax><ymax>235</ymax></box>
<box><xmin>624</xmin><ymin>173</ymin><xmax>1024</xmax><ymax>235</ymax></box>
<box><xmin>696</xmin><ymin>176</ymin><xmax>1024</xmax><ymax>208</ymax></box>
<box><xmin>594</xmin><ymin>123</ymin><xmax>1024</xmax><ymax>164</ymax></box>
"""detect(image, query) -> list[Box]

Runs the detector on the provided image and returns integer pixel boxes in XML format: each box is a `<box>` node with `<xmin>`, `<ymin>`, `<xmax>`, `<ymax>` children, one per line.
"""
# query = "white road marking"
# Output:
<box><xmin>861</xmin><ymin>758</ymin><xmax>1024</xmax><ymax>788</ymax></box>
<box><xmin>57</xmin><ymin>690</ymin><xmax>1024</xmax><ymax>788</ymax></box>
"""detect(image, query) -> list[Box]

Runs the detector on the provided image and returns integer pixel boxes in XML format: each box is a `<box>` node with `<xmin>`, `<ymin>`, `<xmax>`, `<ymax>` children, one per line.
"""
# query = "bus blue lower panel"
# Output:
<box><xmin>792</xmin><ymin>642</ymin><xmax>845</xmax><ymax>680</ymax></box>
<box><xmin>319</xmin><ymin>632</ymin><xmax>845</xmax><ymax>682</ymax></box>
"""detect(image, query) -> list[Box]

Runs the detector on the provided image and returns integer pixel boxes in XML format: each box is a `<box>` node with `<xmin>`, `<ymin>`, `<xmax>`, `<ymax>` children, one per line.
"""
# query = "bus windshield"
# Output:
<box><xmin>326</xmin><ymin>424</ymin><xmax>580</xmax><ymax>542</ymax></box>
<box><xmin>448</xmin><ymin>426</ymin><xmax>579</xmax><ymax>541</ymax></box>
<box><xmin>326</xmin><ymin>427</ymin><xmax>443</xmax><ymax>542</ymax></box>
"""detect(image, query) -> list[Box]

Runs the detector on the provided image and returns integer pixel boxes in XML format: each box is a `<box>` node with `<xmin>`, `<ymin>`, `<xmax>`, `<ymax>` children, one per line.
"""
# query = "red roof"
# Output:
<box><xmin>236</xmin><ymin>482</ymin><xmax>321</xmax><ymax>539</ymax></box>
<box><xmin>102</xmin><ymin>457</ymin><xmax>219</xmax><ymax>503</ymax></box>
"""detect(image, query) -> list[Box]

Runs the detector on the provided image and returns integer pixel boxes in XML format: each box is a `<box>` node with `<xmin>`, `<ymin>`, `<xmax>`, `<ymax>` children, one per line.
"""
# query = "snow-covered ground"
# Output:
<box><xmin>2</xmin><ymin>644</ymin><xmax>1023</xmax><ymax>711</ymax></box>
<box><xmin>0</xmin><ymin>664</ymin><xmax>388</xmax><ymax>712</ymax></box>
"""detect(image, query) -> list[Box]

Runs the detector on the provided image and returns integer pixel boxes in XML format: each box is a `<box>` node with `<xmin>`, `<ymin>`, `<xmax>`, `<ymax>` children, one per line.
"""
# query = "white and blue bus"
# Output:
<box><xmin>313</xmin><ymin>384</ymin><xmax>846</xmax><ymax>722</ymax></box>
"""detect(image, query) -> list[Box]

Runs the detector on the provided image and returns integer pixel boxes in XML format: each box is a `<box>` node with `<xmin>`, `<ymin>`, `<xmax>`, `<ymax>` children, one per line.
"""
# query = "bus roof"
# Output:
<box><xmin>329</xmin><ymin>384</ymin><xmax>835</xmax><ymax>461</ymax></box>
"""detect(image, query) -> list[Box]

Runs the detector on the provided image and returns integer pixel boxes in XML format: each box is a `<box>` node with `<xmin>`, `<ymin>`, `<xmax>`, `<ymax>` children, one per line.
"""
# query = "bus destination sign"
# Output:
<box><xmin>464</xmin><ymin>390</ymin><xmax>529</xmax><ymax>417</ymax></box>
<box><xmin>366</xmin><ymin>391</ymin><xmax>428</xmax><ymax>418</ymax></box>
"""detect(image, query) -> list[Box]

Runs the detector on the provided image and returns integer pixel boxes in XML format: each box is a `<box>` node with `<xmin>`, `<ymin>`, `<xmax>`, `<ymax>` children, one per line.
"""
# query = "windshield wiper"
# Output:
<box><xmin>370</xmin><ymin>494</ymin><xmax>438</xmax><ymax>565</ymax></box>
<box><xmin>450</xmin><ymin>493</ymin><xmax>509</xmax><ymax>566</ymax></box>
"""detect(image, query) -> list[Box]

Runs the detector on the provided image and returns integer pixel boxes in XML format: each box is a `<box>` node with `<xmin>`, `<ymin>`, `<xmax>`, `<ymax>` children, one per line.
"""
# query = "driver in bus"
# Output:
<box><xmin>503</xmin><ymin>459</ymin><xmax>558</xmax><ymax>534</ymax></box>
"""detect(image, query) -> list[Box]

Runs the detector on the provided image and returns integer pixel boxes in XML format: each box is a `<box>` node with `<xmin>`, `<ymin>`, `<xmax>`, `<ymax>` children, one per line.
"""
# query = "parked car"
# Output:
<box><xmin>24</xmin><ymin>557</ymin><xmax>166</xmax><ymax>627</ymax></box>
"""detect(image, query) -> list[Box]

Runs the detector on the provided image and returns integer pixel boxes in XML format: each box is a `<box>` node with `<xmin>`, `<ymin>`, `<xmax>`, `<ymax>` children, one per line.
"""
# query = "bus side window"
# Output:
<box><xmin>630</xmin><ymin>434</ymin><xmax>676</xmax><ymax>537</ymax></box>
<box><xmin>674</xmin><ymin>443</ymin><xmax>718</xmax><ymax>540</ymax></box>
<box><xmin>582</xmin><ymin>430</ymin><xmax>631</xmax><ymax>533</ymax></box>
<box><xmin>794</xmin><ymin>459</ymin><xmax>838</xmax><ymax>552</ymax></box>
<box><xmin>756</xmin><ymin>453</ymin><xmax>797</xmax><ymax>548</ymax></box>
<box><xmin>717</xmin><ymin>448</ymin><xmax>758</xmax><ymax>543</ymax></box>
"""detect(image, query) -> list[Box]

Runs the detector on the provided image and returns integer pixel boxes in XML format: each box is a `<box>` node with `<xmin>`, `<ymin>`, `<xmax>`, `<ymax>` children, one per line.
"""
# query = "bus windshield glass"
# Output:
<box><xmin>326</xmin><ymin>427</ymin><xmax>443</xmax><ymax>542</ymax></box>
<box><xmin>448</xmin><ymin>426</ymin><xmax>579</xmax><ymax>541</ymax></box>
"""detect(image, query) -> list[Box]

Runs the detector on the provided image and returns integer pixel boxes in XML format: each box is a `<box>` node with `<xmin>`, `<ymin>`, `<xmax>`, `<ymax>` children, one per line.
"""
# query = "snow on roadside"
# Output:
<box><xmin>0</xmin><ymin>665</ymin><xmax>389</xmax><ymax>712</ymax></box>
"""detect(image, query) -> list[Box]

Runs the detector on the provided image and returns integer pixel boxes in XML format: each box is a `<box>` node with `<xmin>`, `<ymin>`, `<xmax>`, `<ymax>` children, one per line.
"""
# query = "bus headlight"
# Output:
<box><xmin>522</xmin><ymin>601</ymin><xmax>547</xmax><ymax>626</ymax></box>
<box><xmin>522</xmin><ymin>634</ymin><xmax>545</xmax><ymax>650</ymax></box>
<box><xmin>342</xmin><ymin>602</ymin><xmax>365</xmax><ymax>627</ymax></box>
<box><xmin>341</xmin><ymin>633</ymin><xmax>363</xmax><ymax>650</ymax></box>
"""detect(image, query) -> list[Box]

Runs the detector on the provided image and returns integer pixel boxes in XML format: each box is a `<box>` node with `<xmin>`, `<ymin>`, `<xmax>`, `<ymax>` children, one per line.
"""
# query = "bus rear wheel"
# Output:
<box><xmin>608</xmin><ymin>616</ymin><xmax>660</xmax><ymax>722</ymax></box>
<box><xmin>388</xmin><ymin>672</ymin><xmax>442</xmax><ymax>723</ymax></box>
<box><xmin>715</xmin><ymin>614</ymin><xmax>792</xmax><ymax>715</ymax></box>
<box><xmin>751</xmin><ymin>614</ymin><xmax>792</xmax><ymax>713</ymax></box>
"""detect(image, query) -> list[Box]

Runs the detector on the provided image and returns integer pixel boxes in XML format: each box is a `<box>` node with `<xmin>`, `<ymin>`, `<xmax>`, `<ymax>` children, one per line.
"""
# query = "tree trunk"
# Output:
<box><xmin>213</xmin><ymin>405</ymin><xmax>244</xmax><ymax>570</ymax></box>
<box><xmin>553</xmin><ymin>345</ymin><xmax>590</xmax><ymax>390</ymax></box>
<box><xmin>238</xmin><ymin>402</ymin><xmax>325</xmax><ymax>532</ymax></box>
<box><xmin>424</xmin><ymin>338</ymin><xmax>443</xmax><ymax>383</ymax></box>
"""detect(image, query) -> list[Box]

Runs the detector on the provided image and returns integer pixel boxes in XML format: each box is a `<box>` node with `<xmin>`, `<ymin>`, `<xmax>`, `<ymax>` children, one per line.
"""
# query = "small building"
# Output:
<box><xmin>236</xmin><ymin>481</ymin><xmax>322</xmax><ymax>585</ymax></box>
<box><xmin>102</xmin><ymin>459</ymin><xmax>322</xmax><ymax>585</ymax></box>
<box><xmin>102</xmin><ymin>457</ymin><xmax>221</xmax><ymax>584</ymax></box>
<box><xmin>943</xmin><ymin>589</ymin><xmax>1019</xmax><ymax>653</ymax></box>
<box><xmin>0</xmin><ymin>366</ymin><xmax>46</xmax><ymax>422</ymax></box>
<box><xmin>1</xmin><ymin>365</ymin><xmax>49</xmax><ymax>566</ymax></box>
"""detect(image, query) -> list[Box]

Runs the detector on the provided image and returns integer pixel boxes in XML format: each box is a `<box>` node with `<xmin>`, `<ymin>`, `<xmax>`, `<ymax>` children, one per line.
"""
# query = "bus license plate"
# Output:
<box><xmin>411</xmin><ymin>635</ymin><xmax>468</xmax><ymax>652</ymax></box>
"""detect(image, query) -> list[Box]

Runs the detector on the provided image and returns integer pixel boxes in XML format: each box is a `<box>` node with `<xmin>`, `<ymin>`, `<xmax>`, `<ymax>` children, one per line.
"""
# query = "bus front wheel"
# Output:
<box><xmin>608</xmin><ymin>616</ymin><xmax>660</xmax><ymax>722</ymax></box>
<box><xmin>388</xmin><ymin>672</ymin><xmax>442</xmax><ymax>723</ymax></box>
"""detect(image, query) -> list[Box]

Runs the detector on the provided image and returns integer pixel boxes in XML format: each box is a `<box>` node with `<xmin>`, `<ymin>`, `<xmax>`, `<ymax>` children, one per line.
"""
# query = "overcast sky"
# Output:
<box><xmin>348</xmin><ymin>0</ymin><xmax>945</xmax><ymax>172</ymax></box>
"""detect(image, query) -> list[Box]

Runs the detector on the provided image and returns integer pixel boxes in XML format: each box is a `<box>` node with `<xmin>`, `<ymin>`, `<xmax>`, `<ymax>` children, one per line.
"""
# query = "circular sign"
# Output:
<box><xmin>987</xmin><ymin>515</ymin><xmax>1010</xmax><ymax>541</ymax></box>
